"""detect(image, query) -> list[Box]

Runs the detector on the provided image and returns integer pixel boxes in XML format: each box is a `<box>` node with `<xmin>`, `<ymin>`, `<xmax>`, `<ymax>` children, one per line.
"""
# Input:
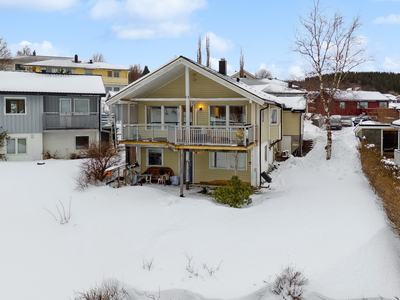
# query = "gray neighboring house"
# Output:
<box><xmin>0</xmin><ymin>71</ymin><xmax>106</xmax><ymax>161</ymax></box>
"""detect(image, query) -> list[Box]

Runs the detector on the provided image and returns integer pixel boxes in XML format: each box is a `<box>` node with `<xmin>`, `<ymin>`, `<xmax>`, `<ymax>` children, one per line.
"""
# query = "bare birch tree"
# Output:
<box><xmin>0</xmin><ymin>37</ymin><xmax>12</xmax><ymax>70</ymax></box>
<box><xmin>197</xmin><ymin>34</ymin><xmax>202</xmax><ymax>64</ymax></box>
<box><xmin>239</xmin><ymin>47</ymin><xmax>244</xmax><ymax>77</ymax></box>
<box><xmin>206</xmin><ymin>33</ymin><xmax>210</xmax><ymax>68</ymax></box>
<box><xmin>292</xmin><ymin>0</ymin><xmax>370</xmax><ymax>160</ymax></box>
<box><xmin>16</xmin><ymin>45</ymin><xmax>32</xmax><ymax>56</ymax></box>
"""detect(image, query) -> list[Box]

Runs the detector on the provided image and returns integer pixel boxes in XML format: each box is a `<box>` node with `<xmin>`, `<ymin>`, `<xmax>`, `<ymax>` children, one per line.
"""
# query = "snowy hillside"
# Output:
<box><xmin>0</xmin><ymin>121</ymin><xmax>399</xmax><ymax>300</ymax></box>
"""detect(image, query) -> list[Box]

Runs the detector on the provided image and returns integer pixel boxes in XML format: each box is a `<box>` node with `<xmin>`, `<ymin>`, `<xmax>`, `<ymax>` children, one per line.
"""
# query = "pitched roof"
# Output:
<box><xmin>23</xmin><ymin>59</ymin><xmax>129</xmax><ymax>71</ymax></box>
<box><xmin>106</xmin><ymin>56</ymin><xmax>279</xmax><ymax>106</ymax></box>
<box><xmin>0</xmin><ymin>71</ymin><xmax>106</xmax><ymax>95</ymax></box>
<box><xmin>335</xmin><ymin>90</ymin><xmax>389</xmax><ymax>101</ymax></box>
<box><xmin>275</xmin><ymin>96</ymin><xmax>306</xmax><ymax>111</ymax></box>
<box><xmin>11</xmin><ymin>55</ymin><xmax>73</xmax><ymax>64</ymax></box>
<box><xmin>240</xmin><ymin>78</ymin><xmax>306</xmax><ymax>95</ymax></box>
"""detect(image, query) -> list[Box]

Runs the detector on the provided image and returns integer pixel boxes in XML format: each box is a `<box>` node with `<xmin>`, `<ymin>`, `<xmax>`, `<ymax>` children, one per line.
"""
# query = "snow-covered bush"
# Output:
<box><xmin>272</xmin><ymin>264</ymin><xmax>309</xmax><ymax>300</ymax></box>
<box><xmin>212</xmin><ymin>176</ymin><xmax>253</xmax><ymax>208</ymax></box>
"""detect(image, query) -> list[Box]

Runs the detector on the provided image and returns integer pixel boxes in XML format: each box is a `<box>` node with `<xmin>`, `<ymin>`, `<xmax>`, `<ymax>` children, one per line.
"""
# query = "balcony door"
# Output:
<box><xmin>181</xmin><ymin>106</ymin><xmax>193</xmax><ymax>126</ymax></box>
<box><xmin>60</xmin><ymin>98</ymin><xmax>72</xmax><ymax>127</ymax></box>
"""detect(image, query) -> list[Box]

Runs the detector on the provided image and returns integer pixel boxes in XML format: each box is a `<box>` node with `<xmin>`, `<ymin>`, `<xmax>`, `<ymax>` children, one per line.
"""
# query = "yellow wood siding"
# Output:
<box><xmin>283</xmin><ymin>112</ymin><xmax>301</xmax><ymax>136</ymax></box>
<box><xmin>140</xmin><ymin>147</ymin><xmax>179</xmax><ymax>175</ymax></box>
<box><xmin>146</xmin><ymin>71</ymin><xmax>244</xmax><ymax>99</ymax></box>
<box><xmin>193</xmin><ymin>151</ymin><xmax>251</xmax><ymax>183</ymax></box>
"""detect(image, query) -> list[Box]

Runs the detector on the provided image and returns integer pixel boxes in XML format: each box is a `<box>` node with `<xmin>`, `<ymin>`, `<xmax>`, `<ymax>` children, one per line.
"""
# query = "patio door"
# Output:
<box><xmin>181</xmin><ymin>106</ymin><xmax>193</xmax><ymax>125</ymax></box>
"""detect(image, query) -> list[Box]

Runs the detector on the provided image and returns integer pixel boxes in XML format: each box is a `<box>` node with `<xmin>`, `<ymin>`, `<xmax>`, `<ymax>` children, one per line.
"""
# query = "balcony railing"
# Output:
<box><xmin>122</xmin><ymin>124</ymin><xmax>257</xmax><ymax>147</ymax></box>
<box><xmin>43</xmin><ymin>112</ymin><xmax>99</xmax><ymax>130</ymax></box>
<box><xmin>395</xmin><ymin>149</ymin><xmax>400</xmax><ymax>166</ymax></box>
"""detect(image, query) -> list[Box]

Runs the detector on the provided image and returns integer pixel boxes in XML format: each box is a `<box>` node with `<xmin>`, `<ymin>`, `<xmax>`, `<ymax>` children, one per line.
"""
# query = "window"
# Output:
<box><xmin>114</xmin><ymin>71</ymin><xmax>120</xmax><ymax>78</ymax></box>
<box><xmin>270</xmin><ymin>108</ymin><xmax>278</xmax><ymax>124</ymax></box>
<box><xmin>105</xmin><ymin>87</ymin><xmax>112</xmax><ymax>93</ymax></box>
<box><xmin>74</xmin><ymin>99</ymin><xmax>89</xmax><ymax>114</ymax></box>
<box><xmin>60</xmin><ymin>99</ymin><xmax>71</xmax><ymax>114</ymax></box>
<box><xmin>229</xmin><ymin>106</ymin><xmax>246</xmax><ymax>124</ymax></box>
<box><xmin>380</xmin><ymin>102</ymin><xmax>388</xmax><ymax>108</ymax></box>
<box><xmin>15</xmin><ymin>64</ymin><xmax>25</xmax><ymax>70</ymax></box>
<box><xmin>261</xmin><ymin>110</ymin><xmax>265</xmax><ymax>123</ymax></box>
<box><xmin>339</xmin><ymin>102</ymin><xmax>346</xmax><ymax>109</ymax></box>
<box><xmin>147</xmin><ymin>106</ymin><xmax>161</xmax><ymax>129</ymax></box>
<box><xmin>76</xmin><ymin>136</ymin><xmax>89</xmax><ymax>150</ymax></box>
<box><xmin>147</xmin><ymin>148</ymin><xmax>163</xmax><ymax>166</ymax></box>
<box><xmin>164</xmin><ymin>106</ymin><xmax>179</xmax><ymax>125</ymax></box>
<box><xmin>210</xmin><ymin>152</ymin><xmax>246</xmax><ymax>170</ymax></box>
<box><xmin>357</xmin><ymin>102</ymin><xmax>368</xmax><ymax>109</ymax></box>
<box><xmin>85</xmin><ymin>69</ymin><xmax>93</xmax><ymax>75</ymax></box>
<box><xmin>7</xmin><ymin>138</ymin><xmax>26</xmax><ymax>154</ymax></box>
<box><xmin>114</xmin><ymin>87</ymin><xmax>120</xmax><ymax>92</ymax></box>
<box><xmin>108</xmin><ymin>71</ymin><xmax>112</xmax><ymax>77</ymax></box>
<box><xmin>210</xmin><ymin>106</ymin><xmax>226</xmax><ymax>126</ymax></box>
<box><xmin>6</xmin><ymin>98</ymin><xmax>25</xmax><ymax>114</ymax></box>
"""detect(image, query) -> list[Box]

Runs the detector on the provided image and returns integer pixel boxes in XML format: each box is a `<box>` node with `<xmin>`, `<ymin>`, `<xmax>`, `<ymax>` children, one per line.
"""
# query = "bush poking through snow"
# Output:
<box><xmin>212</xmin><ymin>176</ymin><xmax>253</xmax><ymax>208</ymax></box>
<box><xmin>272</xmin><ymin>264</ymin><xmax>309</xmax><ymax>300</ymax></box>
<box><xmin>142</xmin><ymin>257</ymin><xmax>154</xmax><ymax>271</ymax></box>
<box><xmin>74</xmin><ymin>279</ymin><xmax>131</xmax><ymax>300</ymax></box>
<box><xmin>43</xmin><ymin>198</ymin><xmax>72</xmax><ymax>225</ymax></box>
<box><xmin>76</xmin><ymin>140</ymin><xmax>122</xmax><ymax>189</ymax></box>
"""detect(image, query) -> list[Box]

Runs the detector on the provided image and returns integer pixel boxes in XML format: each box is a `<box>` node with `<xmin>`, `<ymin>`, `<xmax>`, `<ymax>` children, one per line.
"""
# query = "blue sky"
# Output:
<box><xmin>0</xmin><ymin>0</ymin><xmax>399</xmax><ymax>79</ymax></box>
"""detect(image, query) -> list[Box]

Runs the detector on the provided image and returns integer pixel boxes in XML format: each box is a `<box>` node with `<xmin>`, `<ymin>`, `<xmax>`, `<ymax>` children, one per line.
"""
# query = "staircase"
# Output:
<box><xmin>302</xmin><ymin>140</ymin><xmax>314</xmax><ymax>156</ymax></box>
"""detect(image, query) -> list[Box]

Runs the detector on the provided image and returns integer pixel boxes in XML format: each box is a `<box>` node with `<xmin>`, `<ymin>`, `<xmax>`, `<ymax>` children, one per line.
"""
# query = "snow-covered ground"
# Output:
<box><xmin>1</xmin><ymin>121</ymin><xmax>399</xmax><ymax>300</ymax></box>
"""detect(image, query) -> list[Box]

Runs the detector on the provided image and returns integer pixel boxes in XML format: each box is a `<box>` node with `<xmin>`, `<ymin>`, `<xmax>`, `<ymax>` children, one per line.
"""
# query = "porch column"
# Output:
<box><xmin>185</xmin><ymin>66</ymin><xmax>190</xmax><ymax>189</ymax></box>
<box><xmin>234</xmin><ymin>151</ymin><xmax>238</xmax><ymax>176</ymax></box>
<box><xmin>180</xmin><ymin>150</ymin><xmax>184</xmax><ymax>197</ymax></box>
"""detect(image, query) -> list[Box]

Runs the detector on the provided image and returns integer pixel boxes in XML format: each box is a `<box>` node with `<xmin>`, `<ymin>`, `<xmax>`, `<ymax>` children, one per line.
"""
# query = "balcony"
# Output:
<box><xmin>43</xmin><ymin>112</ymin><xmax>99</xmax><ymax>130</ymax></box>
<box><xmin>121</xmin><ymin>124</ymin><xmax>257</xmax><ymax>148</ymax></box>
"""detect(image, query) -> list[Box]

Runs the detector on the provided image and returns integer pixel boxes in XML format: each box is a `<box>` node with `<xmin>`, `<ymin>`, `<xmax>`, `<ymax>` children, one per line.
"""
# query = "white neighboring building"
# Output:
<box><xmin>0</xmin><ymin>71</ymin><xmax>105</xmax><ymax>161</ymax></box>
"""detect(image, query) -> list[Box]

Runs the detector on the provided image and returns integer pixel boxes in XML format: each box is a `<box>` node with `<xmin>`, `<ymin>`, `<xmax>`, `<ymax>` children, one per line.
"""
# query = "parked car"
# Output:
<box><xmin>341</xmin><ymin>116</ymin><xmax>353</xmax><ymax>127</ymax></box>
<box><xmin>330</xmin><ymin>115</ymin><xmax>342</xmax><ymax>130</ymax></box>
<box><xmin>353</xmin><ymin>114</ymin><xmax>371</xmax><ymax>126</ymax></box>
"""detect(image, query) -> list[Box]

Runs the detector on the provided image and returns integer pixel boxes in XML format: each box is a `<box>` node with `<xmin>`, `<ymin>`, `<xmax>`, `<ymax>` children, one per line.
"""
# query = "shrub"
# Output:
<box><xmin>42</xmin><ymin>149</ymin><xmax>61</xmax><ymax>159</ymax></box>
<box><xmin>77</xmin><ymin>140</ymin><xmax>122</xmax><ymax>188</ymax></box>
<box><xmin>0</xmin><ymin>127</ymin><xmax>9</xmax><ymax>161</ymax></box>
<box><xmin>212</xmin><ymin>176</ymin><xmax>253</xmax><ymax>208</ymax></box>
<box><xmin>358</xmin><ymin>142</ymin><xmax>400</xmax><ymax>237</ymax></box>
<box><xmin>272</xmin><ymin>264</ymin><xmax>309</xmax><ymax>300</ymax></box>
<box><xmin>74</xmin><ymin>279</ymin><xmax>130</xmax><ymax>300</ymax></box>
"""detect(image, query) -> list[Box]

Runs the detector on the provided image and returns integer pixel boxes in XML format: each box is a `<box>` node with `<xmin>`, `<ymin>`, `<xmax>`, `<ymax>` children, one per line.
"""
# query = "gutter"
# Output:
<box><xmin>259</xmin><ymin>104</ymin><xmax>269</xmax><ymax>187</ymax></box>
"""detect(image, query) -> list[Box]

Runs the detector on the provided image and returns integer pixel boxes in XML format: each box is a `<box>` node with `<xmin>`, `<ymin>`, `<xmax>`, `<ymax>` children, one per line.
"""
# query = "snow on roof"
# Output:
<box><xmin>0</xmin><ymin>71</ymin><xmax>106</xmax><ymax>95</ymax></box>
<box><xmin>275</xmin><ymin>96</ymin><xmax>306</xmax><ymax>111</ymax></box>
<box><xmin>335</xmin><ymin>90</ymin><xmax>389</xmax><ymax>101</ymax></box>
<box><xmin>391</xmin><ymin>119</ymin><xmax>400</xmax><ymax>128</ymax></box>
<box><xmin>383</xmin><ymin>93</ymin><xmax>398</xmax><ymax>101</ymax></box>
<box><xmin>389</xmin><ymin>102</ymin><xmax>400</xmax><ymax>110</ymax></box>
<box><xmin>11</xmin><ymin>55</ymin><xmax>73</xmax><ymax>64</ymax></box>
<box><xmin>23</xmin><ymin>59</ymin><xmax>129</xmax><ymax>71</ymax></box>
<box><xmin>240</xmin><ymin>78</ymin><xmax>306</xmax><ymax>95</ymax></box>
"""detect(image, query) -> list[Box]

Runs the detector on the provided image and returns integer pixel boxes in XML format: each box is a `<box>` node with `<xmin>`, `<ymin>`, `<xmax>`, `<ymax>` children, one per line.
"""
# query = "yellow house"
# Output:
<box><xmin>23</xmin><ymin>54</ymin><xmax>129</xmax><ymax>92</ymax></box>
<box><xmin>106</xmin><ymin>56</ymin><xmax>302</xmax><ymax>189</ymax></box>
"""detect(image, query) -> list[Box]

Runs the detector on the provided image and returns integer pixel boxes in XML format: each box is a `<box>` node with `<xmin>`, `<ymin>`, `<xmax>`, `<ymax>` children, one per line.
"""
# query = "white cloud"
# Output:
<box><xmin>90</xmin><ymin>0</ymin><xmax>206</xmax><ymax>40</ymax></box>
<box><xmin>382</xmin><ymin>56</ymin><xmax>400</xmax><ymax>71</ymax></box>
<box><xmin>373</xmin><ymin>14</ymin><xmax>400</xmax><ymax>24</ymax></box>
<box><xmin>203</xmin><ymin>32</ymin><xmax>235</xmax><ymax>54</ymax></box>
<box><xmin>10</xmin><ymin>41</ymin><xmax>70</xmax><ymax>57</ymax></box>
<box><xmin>0</xmin><ymin>0</ymin><xmax>78</xmax><ymax>11</ymax></box>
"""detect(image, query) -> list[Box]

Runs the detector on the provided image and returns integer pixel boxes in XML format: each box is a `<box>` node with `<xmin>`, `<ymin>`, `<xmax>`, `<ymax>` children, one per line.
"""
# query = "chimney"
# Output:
<box><xmin>219</xmin><ymin>58</ymin><xmax>227</xmax><ymax>75</ymax></box>
<box><xmin>89</xmin><ymin>59</ymin><xmax>93</xmax><ymax>64</ymax></box>
<box><xmin>74</xmin><ymin>54</ymin><xmax>78</xmax><ymax>63</ymax></box>
<box><xmin>288</xmin><ymin>82</ymin><xmax>293</xmax><ymax>88</ymax></box>
<box><xmin>33</xmin><ymin>50</ymin><xmax>36</xmax><ymax>56</ymax></box>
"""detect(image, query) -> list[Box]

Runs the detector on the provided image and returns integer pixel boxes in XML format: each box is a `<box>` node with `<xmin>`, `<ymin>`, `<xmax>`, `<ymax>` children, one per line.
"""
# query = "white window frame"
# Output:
<box><xmin>146</xmin><ymin>148</ymin><xmax>163</xmax><ymax>167</ymax></box>
<box><xmin>114</xmin><ymin>71</ymin><xmax>120</xmax><ymax>78</ymax></box>
<box><xmin>209</xmin><ymin>152</ymin><xmax>247</xmax><ymax>171</ymax></box>
<box><xmin>60</xmin><ymin>98</ymin><xmax>72</xmax><ymax>114</ymax></box>
<box><xmin>209</xmin><ymin>105</ymin><xmax>247</xmax><ymax>126</ymax></box>
<box><xmin>74</xmin><ymin>99</ymin><xmax>90</xmax><ymax>114</ymax></box>
<box><xmin>357</xmin><ymin>102</ymin><xmax>368</xmax><ymax>109</ymax></box>
<box><xmin>75</xmin><ymin>136</ymin><xmax>89</xmax><ymax>151</ymax></box>
<box><xmin>379</xmin><ymin>102</ymin><xmax>388</xmax><ymax>108</ymax></box>
<box><xmin>270</xmin><ymin>108</ymin><xmax>278</xmax><ymax>125</ymax></box>
<box><xmin>339</xmin><ymin>102</ymin><xmax>346</xmax><ymax>109</ymax></box>
<box><xmin>145</xmin><ymin>105</ymin><xmax>180</xmax><ymax>130</ymax></box>
<box><xmin>7</xmin><ymin>137</ymin><xmax>27</xmax><ymax>154</ymax></box>
<box><xmin>5</xmin><ymin>97</ymin><xmax>27</xmax><ymax>115</ymax></box>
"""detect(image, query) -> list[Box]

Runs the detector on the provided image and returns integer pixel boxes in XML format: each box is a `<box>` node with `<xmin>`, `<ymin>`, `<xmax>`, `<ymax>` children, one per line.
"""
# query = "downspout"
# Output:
<box><xmin>299</xmin><ymin>113</ymin><xmax>302</xmax><ymax>156</ymax></box>
<box><xmin>259</xmin><ymin>104</ymin><xmax>269</xmax><ymax>187</ymax></box>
